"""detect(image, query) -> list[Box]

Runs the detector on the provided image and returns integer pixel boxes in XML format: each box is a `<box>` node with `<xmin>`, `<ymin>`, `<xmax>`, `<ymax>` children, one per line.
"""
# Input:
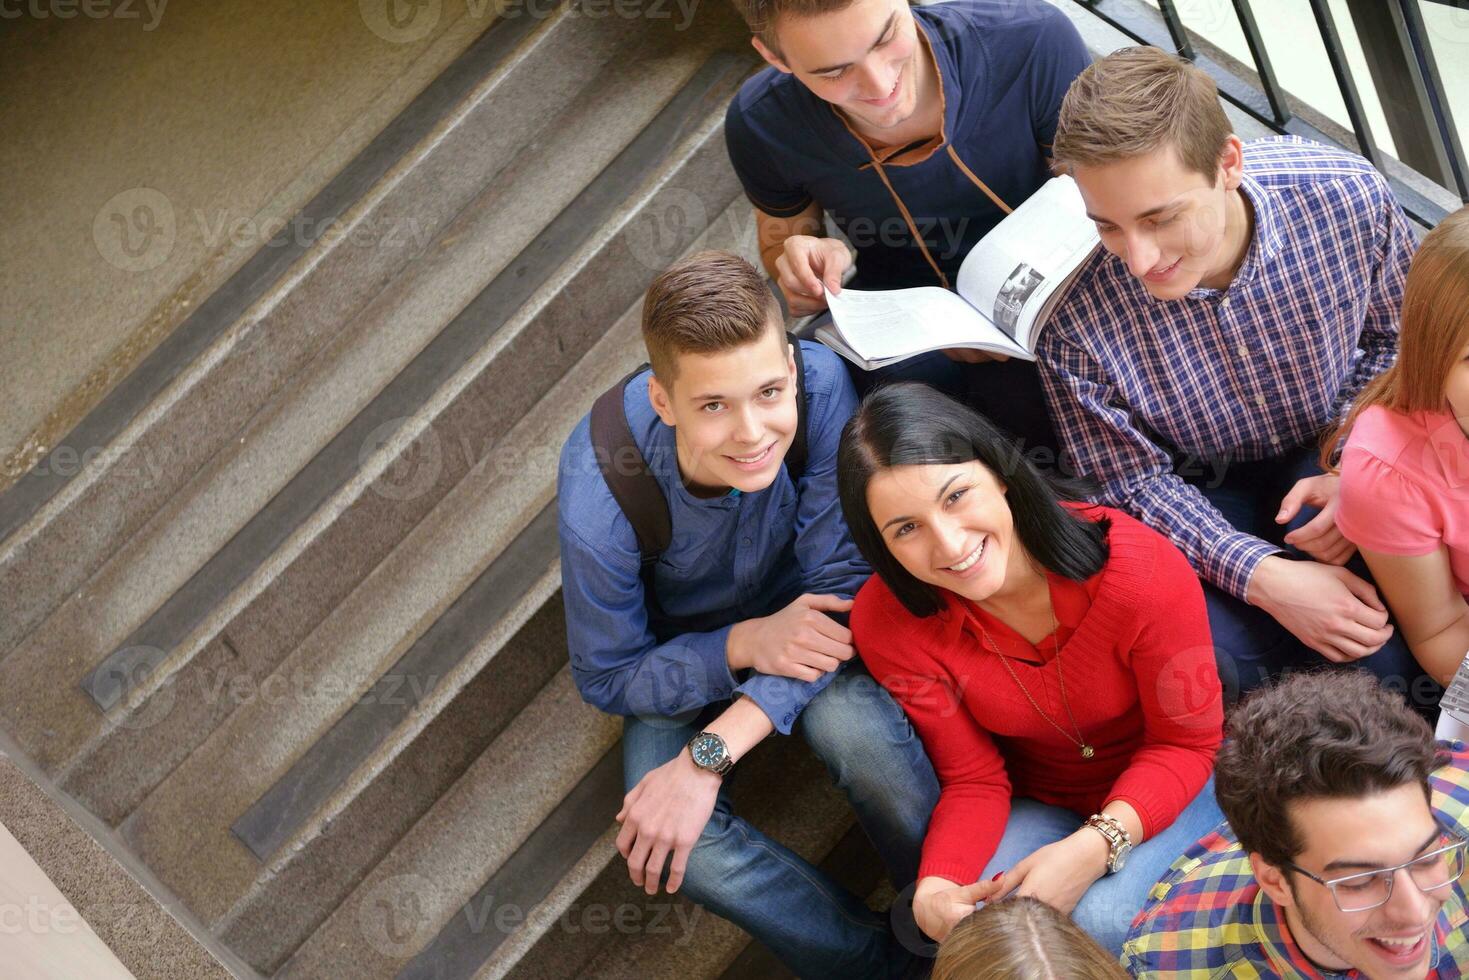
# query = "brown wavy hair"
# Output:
<box><xmin>1323</xmin><ymin>206</ymin><xmax>1469</xmax><ymax>469</ymax></box>
<box><xmin>1214</xmin><ymin>671</ymin><xmax>1445</xmax><ymax>872</ymax></box>
<box><xmin>1052</xmin><ymin>46</ymin><xmax>1233</xmax><ymax>182</ymax></box>
<box><xmin>933</xmin><ymin>897</ymin><xmax>1128</xmax><ymax>980</ymax></box>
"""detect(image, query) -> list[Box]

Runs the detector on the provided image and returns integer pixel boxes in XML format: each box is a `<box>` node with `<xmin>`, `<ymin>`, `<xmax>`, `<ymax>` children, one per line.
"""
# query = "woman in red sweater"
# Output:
<box><xmin>837</xmin><ymin>384</ymin><xmax>1225</xmax><ymax>953</ymax></box>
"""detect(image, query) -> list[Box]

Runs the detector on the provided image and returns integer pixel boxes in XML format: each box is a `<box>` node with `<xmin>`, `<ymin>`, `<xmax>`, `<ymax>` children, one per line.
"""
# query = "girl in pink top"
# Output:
<box><xmin>1332</xmin><ymin>206</ymin><xmax>1469</xmax><ymax>689</ymax></box>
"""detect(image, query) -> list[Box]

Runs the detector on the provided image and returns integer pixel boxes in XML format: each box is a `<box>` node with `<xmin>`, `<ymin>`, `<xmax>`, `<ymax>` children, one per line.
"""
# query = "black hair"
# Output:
<box><xmin>837</xmin><ymin>383</ymin><xmax>1110</xmax><ymax>618</ymax></box>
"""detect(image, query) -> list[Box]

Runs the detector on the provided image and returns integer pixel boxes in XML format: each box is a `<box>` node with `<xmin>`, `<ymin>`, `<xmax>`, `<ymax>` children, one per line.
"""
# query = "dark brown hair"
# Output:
<box><xmin>933</xmin><ymin>897</ymin><xmax>1129</xmax><ymax>980</ymax></box>
<box><xmin>1214</xmin><ymin>671</ymin><xmax>1446</xmax><ymax>871</ymax></box>
<box><xmin>728</xmin><ymin>0</ymin><xmax>862</xmax><ymax>52</ymax></box>
<box><xmin>641</xmin><ymin>249</ymin><xmax>782</xmax><ymax>385</ymax></box>
<box><xmin>1323</xmin><ymin>205</ymin><xmax>1469</xmax><ymax>470</ymax></box>
<box><xmin>1052</xmin><ymin>46</ymin><xmax>1233</xmax><ymax>181</ymax></box>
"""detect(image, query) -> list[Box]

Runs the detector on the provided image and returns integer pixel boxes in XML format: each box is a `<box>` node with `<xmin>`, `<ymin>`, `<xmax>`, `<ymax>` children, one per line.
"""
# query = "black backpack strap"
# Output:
<box><xmin>786</xmin><ymin>332</ymin><xmax>809</xmax><ymax>486</ymax></box>
<box><xmin>589</xmin><ymin>366</ymin><xmax>670</xmax><ymax>563</ymax></box>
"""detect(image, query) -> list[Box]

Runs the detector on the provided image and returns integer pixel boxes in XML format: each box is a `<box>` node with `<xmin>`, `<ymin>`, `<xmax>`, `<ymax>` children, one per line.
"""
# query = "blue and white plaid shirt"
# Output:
<box><xmin>1037</xmin><ymin>137</ymin><xmax>1415</xmax><ymax>601</ymax></box>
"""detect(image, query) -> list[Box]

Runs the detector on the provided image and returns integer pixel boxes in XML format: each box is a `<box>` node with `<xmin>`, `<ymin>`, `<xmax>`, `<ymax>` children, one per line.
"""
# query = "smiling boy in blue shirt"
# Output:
<box><xmin>557</xmin><ymin>250</ymin><xmax>937</xmax><ymax>978</ymax></box>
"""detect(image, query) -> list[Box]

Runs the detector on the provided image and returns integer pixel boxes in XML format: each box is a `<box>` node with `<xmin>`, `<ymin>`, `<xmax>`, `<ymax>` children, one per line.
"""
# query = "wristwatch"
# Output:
<box><xmin>686</xmin><ymin>731</ymin><xmax>734</xmax><ymax>776</ymax></box>
<box><xmin>1085</xmin><ymin>813</ymin><xmax>1133</xmax><ymax>874</ymax></box>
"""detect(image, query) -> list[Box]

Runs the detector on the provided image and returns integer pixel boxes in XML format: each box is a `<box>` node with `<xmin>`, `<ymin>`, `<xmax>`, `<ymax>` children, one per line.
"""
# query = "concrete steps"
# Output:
<box><xmin>0</xmin><ymin>4</ymin><xmax>900</xmax><ymax>978</ymax></box>
<box><xmin>0</xmin><ymin>4</ymin><xmax>638</xmax><ymax>660</ymax></box>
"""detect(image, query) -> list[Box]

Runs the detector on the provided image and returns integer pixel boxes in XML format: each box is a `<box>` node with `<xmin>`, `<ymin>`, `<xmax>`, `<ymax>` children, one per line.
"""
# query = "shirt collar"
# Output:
<box><xmin>1185</xmin><ymin>171</ymin><xmax>1283</xmax><ymax>299</ymax></box>
<box><xmin>1249</xmin><ymin>882</ymin><xmax>1454</xmax><ymax>978</ymax></box>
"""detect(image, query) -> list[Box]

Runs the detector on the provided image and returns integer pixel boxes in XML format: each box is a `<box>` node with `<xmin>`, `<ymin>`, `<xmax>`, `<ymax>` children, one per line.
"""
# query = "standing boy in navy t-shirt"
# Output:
<box><xmin>724</xmin><ymin>0</ymin><xmax>1090</xmax><ymax>451</ymax></box>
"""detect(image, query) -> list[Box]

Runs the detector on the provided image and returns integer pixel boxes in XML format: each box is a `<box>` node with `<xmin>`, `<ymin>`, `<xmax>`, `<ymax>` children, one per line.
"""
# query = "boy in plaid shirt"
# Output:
<box><xmin>1122</xmin><ymin>672</ymin><xmax>1469</xmax><ymax>978</ymax></box>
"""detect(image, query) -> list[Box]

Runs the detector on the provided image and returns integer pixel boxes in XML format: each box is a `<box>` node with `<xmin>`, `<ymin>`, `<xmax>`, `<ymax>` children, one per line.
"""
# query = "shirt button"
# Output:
<box><xmin>1236</xmin><ymin>344</ymin><xmax>1249</xmax><ymax>358</ymax></box>
<box><xmin>1255</xmin><ymin>394</ymin><xmax>1267</xmax><ymax>407</ymax></box>
<box><xmin>1270</xmin><ymin>434</ymin><xmax>1282</xmax><ymax>446</ymax></box>
<box><xmin>742</xmin><ymin>537</ymin><xmax>751</xmax><ymax>546</ymax></box>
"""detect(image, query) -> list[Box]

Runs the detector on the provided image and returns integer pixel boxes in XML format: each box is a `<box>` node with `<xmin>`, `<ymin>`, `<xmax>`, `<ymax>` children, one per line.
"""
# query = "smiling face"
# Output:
<box><xmin>1254</xmin><ymin>784</ymin><xmax>1451</xmax><ymax>979</ymax></box>
<box><xmin>1071</xmin><ymin>138</ymin><xmax>1248</xmax><ymax>299</ymax></box>
<box><xmin>647</xmin><ymin>323</ymin><xmax>798</xmax><ymax>497</ymax></box>
<box><xmin>754</xmin><ymin>0</ymin><xmax>926</xmax><ymax>136</ymax></box>
<box><xmin>864</xmin><ymin>460</ymin><xmax>1034</xmax><ymax>604</ymax></box>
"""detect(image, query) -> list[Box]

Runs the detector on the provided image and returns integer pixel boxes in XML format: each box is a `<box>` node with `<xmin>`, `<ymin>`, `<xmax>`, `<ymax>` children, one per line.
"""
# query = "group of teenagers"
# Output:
<box><xmin>554</xmin><ymin>0</ymin><xmax>1469</xmax><ymax>976</ymax></box>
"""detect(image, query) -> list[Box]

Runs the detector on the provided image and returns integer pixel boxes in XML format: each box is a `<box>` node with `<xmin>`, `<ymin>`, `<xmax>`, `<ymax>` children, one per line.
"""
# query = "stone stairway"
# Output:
<box><xmin>0</xmin><ymin>4</ymin><xmax>888</xmax><ymax>978</ymax></box>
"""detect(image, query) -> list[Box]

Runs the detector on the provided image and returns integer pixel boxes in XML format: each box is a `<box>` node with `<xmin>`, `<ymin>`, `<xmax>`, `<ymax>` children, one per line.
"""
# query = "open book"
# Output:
<box><xmin>816</xmin><ymin>175</ymin><xmax>1100</xmax><ymax>368</ymax></box>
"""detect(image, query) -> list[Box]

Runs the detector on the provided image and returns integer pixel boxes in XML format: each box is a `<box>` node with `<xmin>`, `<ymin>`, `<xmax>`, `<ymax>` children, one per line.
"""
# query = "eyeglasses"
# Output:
<box><xmin>1285</xmin><ymin>830</ymin><xmax>1469</xmax><ymax>913</ymax></box>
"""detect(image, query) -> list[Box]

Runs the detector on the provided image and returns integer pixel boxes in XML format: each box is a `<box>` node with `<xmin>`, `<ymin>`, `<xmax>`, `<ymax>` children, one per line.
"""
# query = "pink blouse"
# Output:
<box><xmin>1337</xmin><ymin>405</ymin><xmax>1469</xmax><ymax>597</ymax></box>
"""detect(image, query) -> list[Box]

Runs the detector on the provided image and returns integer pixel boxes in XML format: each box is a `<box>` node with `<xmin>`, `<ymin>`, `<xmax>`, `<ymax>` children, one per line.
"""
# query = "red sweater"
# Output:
<box><xmin>852</xmin><ymin>506</ymin><xmax>1224</xmax><ymax>886</ymax></box>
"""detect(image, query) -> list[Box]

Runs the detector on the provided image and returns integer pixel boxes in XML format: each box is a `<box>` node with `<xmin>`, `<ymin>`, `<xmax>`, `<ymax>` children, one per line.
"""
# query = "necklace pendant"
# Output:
<box><xmin>1081</xmin><ymin>745</ymin><xmax>1095</xmax><ymax>759</ymax></box>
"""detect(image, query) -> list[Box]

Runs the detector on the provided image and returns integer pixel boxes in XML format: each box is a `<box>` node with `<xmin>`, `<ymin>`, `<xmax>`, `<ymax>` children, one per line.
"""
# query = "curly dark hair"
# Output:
<box><xmin>1214</xmin><ymin>671</ymin><xmax>1447</xmax><ymax>871</ymax></box>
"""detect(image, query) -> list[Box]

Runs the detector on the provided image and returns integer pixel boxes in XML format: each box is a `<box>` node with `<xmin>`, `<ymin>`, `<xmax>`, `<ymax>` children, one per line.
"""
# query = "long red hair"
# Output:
<box><xmin>1324</xmin><ymin>206</ymin><xmax>1469</xmax><ymax>469</ymax></box>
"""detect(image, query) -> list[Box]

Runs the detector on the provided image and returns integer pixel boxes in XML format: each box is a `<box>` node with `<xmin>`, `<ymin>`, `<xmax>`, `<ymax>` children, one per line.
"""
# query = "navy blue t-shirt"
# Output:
<box><xmin>725</xmin><ymin>0</ymin><xmax>1089</xmax><ymax>290</ymax></box>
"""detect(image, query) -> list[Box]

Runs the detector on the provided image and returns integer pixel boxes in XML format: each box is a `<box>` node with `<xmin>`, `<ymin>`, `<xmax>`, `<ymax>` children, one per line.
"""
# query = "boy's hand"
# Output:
<box><xmin>1277</xmin><ymin>473</ymin><xmax>1356</xmax><ymax>565</ymax></box>
<box><xmin>775</xmin><ymin>236</ymin><xmax>851</xmax><ymax>317</ymax></box>
<box><xmin>616</xmin><ymin>749</ymin><xmax>721</xmax><ymax>896</ymax></box>
<box><xmin>727</xmin><ymin>594</ymin><xmax>855</xmax><ymax>682</ymax></box>
<box><xmin>1248</xmin><ymin>556</ymin><xmax>1394</xmax><ymax>662</ymax></box>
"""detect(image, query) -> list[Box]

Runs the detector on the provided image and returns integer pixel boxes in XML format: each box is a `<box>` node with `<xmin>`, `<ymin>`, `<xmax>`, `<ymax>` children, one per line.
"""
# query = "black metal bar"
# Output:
<box><xmin>1156</xmin><ymin>0</ymin><xmax>1195</xmax><ymax>58</ymax></box>
<box><xmin>1305</xmin><ymin>0</ymin><xmax>1382</xmax><ymax>167</ymax></box>
<box><xmin>1346</xmin><ymin>0</ymin><xmax>1456</xmax><ymax>187</ymax></box>
<box><xmin>1230</xmin><ymin>0</ymin><xmax>1290</xmax><ymax>125</ymax></box>
<box><xmin>1393</xmin><ymin>0</ymin><xmax>1469</xmax><ymax>200</ymax></box>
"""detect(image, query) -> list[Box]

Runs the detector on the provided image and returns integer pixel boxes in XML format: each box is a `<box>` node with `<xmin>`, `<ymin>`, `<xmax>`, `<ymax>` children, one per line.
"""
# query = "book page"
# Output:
<box><xmin>954</xmin><ymin>176</ymin><xmax>1099</xmax><ymax>350</ymax></box>
<box><xmin>823</xmin><ymin>285</ymin><xmax>1029</xmax><ymax>362</ymax></box>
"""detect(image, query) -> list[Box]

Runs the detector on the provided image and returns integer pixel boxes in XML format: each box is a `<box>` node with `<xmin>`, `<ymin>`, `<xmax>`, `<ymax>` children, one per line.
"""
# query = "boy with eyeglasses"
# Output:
<box><xmin>1122</xmin><ymin>671</ymin><xmax>1469</xmax><ymax>978</ymax></box>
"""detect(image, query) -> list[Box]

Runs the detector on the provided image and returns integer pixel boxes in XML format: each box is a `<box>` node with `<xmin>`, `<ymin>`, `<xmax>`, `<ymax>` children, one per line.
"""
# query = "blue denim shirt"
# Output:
<box><xmin>557</xmin><ymin>341</ymin><xmax>867</xmax><ymax>734</ymax></box>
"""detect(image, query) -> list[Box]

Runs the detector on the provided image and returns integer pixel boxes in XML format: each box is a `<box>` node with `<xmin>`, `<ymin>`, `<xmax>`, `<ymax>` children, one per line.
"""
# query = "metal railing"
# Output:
<box><xmin>1069</xmin><ymin>0</ymin><xmax>1468</xmax><ymax>226</ymax></box>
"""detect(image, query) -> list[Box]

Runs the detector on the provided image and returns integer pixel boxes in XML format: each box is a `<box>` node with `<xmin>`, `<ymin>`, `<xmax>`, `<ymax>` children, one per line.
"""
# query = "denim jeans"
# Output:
<box><xmin>621</xmin><ymin>662</ymin><xmax>941</xmax><ymax>979</ymax></box>
<box><xmin>1180</xmin><ymin>447</ymin><xmax>1439</xmax><ymax>713</ymax></box>
<box><xmin>977</xmin><ymin>777</ymin><xmax>1226</xmax><ymax>955</ymax></box>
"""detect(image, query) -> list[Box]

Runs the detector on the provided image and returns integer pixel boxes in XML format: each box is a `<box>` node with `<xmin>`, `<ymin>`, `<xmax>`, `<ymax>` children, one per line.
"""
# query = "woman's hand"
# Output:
<box><xmin>992</xmin><ymin>827</ymin><xmax>1111</xmax><ymax>914</ymax></box>
<box><xmin>913</xmin><ymin>875</ymin><xmax>1004</xmax><ymax>942</ymax></box>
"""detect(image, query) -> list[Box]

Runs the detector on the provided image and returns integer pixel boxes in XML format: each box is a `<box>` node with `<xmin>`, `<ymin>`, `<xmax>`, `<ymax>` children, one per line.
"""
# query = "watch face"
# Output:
<box><xmin>1113</xmin><ymin>844</ymin><xmax>1131</xmax><ymax>872</ymax></box>
<box><xmin>690</xmin><ymin>734</ymin><xmax>727</xmax><ymax>769</ymax></box>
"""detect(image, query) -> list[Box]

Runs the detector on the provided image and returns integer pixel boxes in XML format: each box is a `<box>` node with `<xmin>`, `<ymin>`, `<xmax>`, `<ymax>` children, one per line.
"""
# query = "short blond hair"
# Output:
<box><xmin>1053</xmin><ymin>46</ymin><xmax>1233</xmax><ymax>181</ymax></box>
<box><xmin>641</xmin><ymin>250</ymin><xmax>782</xmax><ymax>384</ymax></box>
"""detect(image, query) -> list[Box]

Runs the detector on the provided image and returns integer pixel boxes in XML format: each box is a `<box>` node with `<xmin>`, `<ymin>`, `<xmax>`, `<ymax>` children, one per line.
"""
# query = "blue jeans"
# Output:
<box><xmin>1180</xmin><ymin>447</ymin><xmax>1439</xmax><ymax>713</ymax></box>
<box><xmin>622</xmin><ymin>662</ymin><xmax>940</xmax><ymax>979</ymax></box>
<box><xmin>977</xmin><ymin>777</ymin><xmax>1225</xmax><ymax>955</ymax></box>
